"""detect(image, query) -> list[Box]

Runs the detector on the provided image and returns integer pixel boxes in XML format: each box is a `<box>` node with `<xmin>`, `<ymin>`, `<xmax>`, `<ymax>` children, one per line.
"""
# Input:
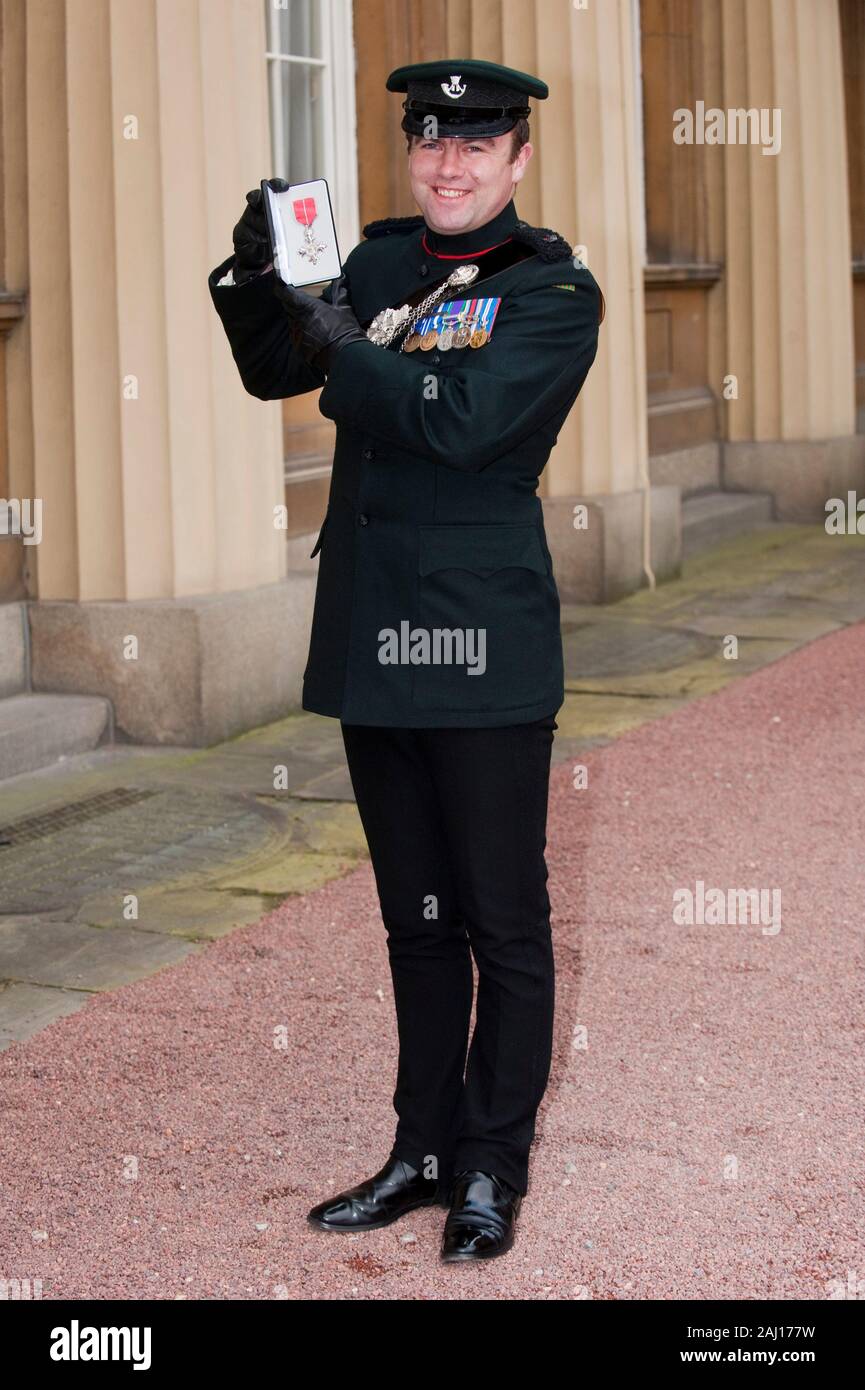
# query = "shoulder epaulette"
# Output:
<box><xmin>512</xmin><ymin>220</ymin><xmax>574</xmax><ymax>262</ymax></box>
<box><xmin>363</xmin><ymin>216</ymin><xmax>425</xmax><ymax>239</ymax></box>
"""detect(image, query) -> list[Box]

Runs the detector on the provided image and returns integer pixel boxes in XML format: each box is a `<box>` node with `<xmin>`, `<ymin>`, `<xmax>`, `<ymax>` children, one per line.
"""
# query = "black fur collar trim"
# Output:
<box><xmin>512</xmin><ymin>220</ymin><xmax>574</xmax><ymax>261</ymax></box>
<box><xmin>363</xmin><ymin>213</ymin><xmax>573</xmax><ymax>262</ymax></box>
<box><xmin>363</xmin><ymin>216</ymin><xmax>425</xmax><ymax>238</ymax></box>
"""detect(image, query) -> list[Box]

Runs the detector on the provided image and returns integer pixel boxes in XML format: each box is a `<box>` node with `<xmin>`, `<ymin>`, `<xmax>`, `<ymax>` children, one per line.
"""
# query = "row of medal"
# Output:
<box><xmin>402</xmin><ymin>296</ymin><xmax>502</xmax><ymax>353</ymax></box>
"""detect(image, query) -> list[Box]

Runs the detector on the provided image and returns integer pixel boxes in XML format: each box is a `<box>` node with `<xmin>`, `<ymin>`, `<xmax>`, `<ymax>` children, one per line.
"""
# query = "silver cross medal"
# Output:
<box><xmin>293</xmin><ymin>196</ymin><xmax>328</xmax><ymax>267</ymax></box>
<box><xmin>298</xmin><ymin>223</ymin><xmax>328</xmax><ymax>267</ymax></box>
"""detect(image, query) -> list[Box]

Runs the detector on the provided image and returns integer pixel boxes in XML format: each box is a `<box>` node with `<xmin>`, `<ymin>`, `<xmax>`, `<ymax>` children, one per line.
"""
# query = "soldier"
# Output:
<box><xmin>208</xmin><ymin>59</ymin><xmax>603</xmax><ymax>1263</ymax></box>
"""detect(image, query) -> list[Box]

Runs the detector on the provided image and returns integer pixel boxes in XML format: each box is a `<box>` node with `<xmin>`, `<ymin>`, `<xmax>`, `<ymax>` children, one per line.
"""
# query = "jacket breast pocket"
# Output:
<box><xmin>411</xmin><ymin>523</ymin><xmax>562</xmax><ymax>713</ymax></box>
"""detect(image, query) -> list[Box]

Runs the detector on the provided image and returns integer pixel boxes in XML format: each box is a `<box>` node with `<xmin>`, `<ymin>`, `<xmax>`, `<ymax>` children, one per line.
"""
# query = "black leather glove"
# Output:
<box><xmin>231</xmin><ymin>177</ymin><xmax>287</xmax><ymax>285</ymax></box>
<box><xmin>272</xmin><ymin>274</ymin><xmax>368</xmax><ymax>373</ymax></box>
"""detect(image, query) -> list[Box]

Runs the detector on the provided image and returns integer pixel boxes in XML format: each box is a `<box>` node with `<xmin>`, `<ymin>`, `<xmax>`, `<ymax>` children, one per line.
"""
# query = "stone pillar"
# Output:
<box><xmin>721</xmin><ymin>0</ymin><xmax>864</xmax><ymax>518</ymax></box>
<box><xmin>19</xmin><ymin>0</ymin><xmax>316</xmax><ymax>743</ymax></box>
<box><xmin>1</xmin><ymin>0</ymin><xmax>30</xmax><ymax>604</ymax></box>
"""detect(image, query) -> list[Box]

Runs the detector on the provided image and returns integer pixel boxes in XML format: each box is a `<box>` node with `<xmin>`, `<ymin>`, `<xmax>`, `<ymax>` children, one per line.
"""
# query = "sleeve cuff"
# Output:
<box><xmin>212</xmin><ymin>258</ymin><xmax>275</xmax><ymax>289</ymax></box>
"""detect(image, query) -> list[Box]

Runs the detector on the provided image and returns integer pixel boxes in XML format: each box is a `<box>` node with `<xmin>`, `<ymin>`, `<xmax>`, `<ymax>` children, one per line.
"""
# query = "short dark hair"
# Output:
<box><xmin>508</xmin><ymin>118</ymin><xmax>530</xmax><ymax>160</ymax></box>
<box><xmin>406</xmin><ymin>119</ymin><xmax>530</xmax><ymax>162</ymax></box>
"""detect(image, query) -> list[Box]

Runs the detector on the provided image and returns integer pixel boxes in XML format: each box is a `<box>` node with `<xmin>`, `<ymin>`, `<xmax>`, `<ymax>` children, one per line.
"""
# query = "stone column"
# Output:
<box><xmin>1</xmin><ymin>0</ymin><xmax>30</xmax><ymax>605</ymax></box>
<box><xmin>721</xmin><ymin>0</ymin><xmax>863</xmax><ymax>518</ymax></box>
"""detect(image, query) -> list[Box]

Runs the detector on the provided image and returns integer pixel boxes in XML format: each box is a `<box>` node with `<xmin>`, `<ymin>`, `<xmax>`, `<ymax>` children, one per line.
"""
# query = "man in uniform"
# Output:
<box><xmin>208</xmin><ymin>59</ymin><xmax>602</xmax><ymax>1263</ymax></box>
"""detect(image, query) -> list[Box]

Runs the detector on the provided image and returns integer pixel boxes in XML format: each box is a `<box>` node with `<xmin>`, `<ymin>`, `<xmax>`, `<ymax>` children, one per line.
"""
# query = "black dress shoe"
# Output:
<box><xmin>440</xmin><ymin>1169</ymin><xmax>522</xmax><ymax>1262</ymax></box>
<box><xmin>307</xmin><ymin>1155</ymin><xmax>443</xmax><ymax>1232</ymax></box>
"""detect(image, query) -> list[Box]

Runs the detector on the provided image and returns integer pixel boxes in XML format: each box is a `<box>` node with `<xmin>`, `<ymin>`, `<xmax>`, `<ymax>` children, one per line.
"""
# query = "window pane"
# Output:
<box><xmin>269</xmin><ymin>60</ymin><xmax>326</xmax><ymax>184</ymax></box>
<box><xmin>271</xmin><ymin>0</ymin><xmax>322</xmax><ymax>59</ymax></box>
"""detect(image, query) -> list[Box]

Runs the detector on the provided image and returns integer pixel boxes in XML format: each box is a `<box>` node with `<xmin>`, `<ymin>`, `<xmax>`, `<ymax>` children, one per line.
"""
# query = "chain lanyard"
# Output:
<box><xmin>365</xmin><ymin>264</ymin><xmax>480</xmax><ymax>350</ymax></box>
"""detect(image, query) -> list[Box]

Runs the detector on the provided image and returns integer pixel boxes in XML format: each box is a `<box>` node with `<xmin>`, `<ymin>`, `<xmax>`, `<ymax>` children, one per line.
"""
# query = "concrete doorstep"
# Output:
<box><xmin>0</xmin><ymin>693</ymin><xmax>112</xmax><ymax>782</ymax></box>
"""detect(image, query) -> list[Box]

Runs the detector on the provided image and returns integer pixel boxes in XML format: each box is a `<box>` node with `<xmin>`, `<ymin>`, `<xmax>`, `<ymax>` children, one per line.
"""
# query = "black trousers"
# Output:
<box><xmin>340</xmin><ymin>714</ymin><xmax>557</xmax><ymax>1196</ymax></box>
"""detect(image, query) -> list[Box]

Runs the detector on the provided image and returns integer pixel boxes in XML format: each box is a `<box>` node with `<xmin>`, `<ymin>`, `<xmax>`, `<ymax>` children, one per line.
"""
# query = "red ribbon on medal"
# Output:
<box><xmin>293</xmin><ymin>197</ymin><xmax>317</xmax><ymax>227</ymax></box>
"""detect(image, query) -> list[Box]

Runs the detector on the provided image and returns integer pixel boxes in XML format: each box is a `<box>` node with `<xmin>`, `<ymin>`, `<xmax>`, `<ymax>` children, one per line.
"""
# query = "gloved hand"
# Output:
<box><xmin>272</xmin><ymin>274</ymin><xmax>368</xmax><ymax>373</ymax></box>
<box><xmin>231</xmin><ymin>177</ymin><xmax>288</xmax><ymax>284</ymax></box>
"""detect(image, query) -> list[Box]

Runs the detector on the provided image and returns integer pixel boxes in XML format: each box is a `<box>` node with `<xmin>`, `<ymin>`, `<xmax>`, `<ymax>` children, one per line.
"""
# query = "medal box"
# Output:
<box><xmin>261</xmin><ymin>178</ymin><xmax>342</xmax><ymax>288</ymax></box>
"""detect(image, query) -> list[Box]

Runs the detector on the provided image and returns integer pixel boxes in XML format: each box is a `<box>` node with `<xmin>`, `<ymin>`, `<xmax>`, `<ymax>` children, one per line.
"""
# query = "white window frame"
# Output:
<box><xmin>265</xmin><ymin>0</ymin><xmax>360</xmax><ymax>261</ymax></box>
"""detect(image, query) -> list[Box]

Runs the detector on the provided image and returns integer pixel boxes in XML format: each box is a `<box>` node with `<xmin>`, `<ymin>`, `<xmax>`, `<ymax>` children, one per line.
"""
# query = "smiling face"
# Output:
<box><xmin>407</xmin><ymin>130</ymin><xmax>533</xmax><ymax>235</ymax></box>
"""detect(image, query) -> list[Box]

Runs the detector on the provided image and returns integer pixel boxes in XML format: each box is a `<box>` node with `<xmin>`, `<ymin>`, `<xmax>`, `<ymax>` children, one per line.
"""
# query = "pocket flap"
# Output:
<box><xmin>418</xmin><ymin>524</ymin><xmax>547</xmax><ymax>577</ymax></box>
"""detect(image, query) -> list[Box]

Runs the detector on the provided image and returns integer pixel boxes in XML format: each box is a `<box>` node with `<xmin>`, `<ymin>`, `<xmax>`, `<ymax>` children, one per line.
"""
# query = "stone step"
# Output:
<box><xmin>682</xmin><ymin>490</ymin><xmax>775</xmax><ymax>558</ymax></box>
<box><xmin>0</xmin><ymin>693</ymin><xmax>112</xmax><ymax>783</ymax></box>
<box><xmin>0</xmin><ymin>603</ymin><xmax>27</xmax><ymax>697</ymax></box>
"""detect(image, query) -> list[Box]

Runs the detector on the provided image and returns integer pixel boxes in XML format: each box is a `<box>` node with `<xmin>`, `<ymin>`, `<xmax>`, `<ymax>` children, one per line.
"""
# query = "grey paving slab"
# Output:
<box><xmin>550</xmin><ymin>733</ymin><xmax>616</xmax><ymax>766</ymax></box>
<box><xmin>566</xmin><ymin>635</ymin><xmax>802</xmax><ymax>702</ymax></box>
<box><xmin>0</xmin><ymin>916</ymin><xmax>198</xmax><ymax>991</ymax></box>
<box><xmin>73</xmin><ymin>887</ymin><xmax>281</xmax><ymax>940</ymax></box>
<box><xmin>664</xmin><ymin>607</ymin><xmax>841</xmax><ymax>642</ymax></box>
<box><xmin>0</xmin><ymin>785</ymin><xmax>280</xmax><ymax>916</ymax></box>
<box><xmin>563</xmin><ymin>621</ymin><xmax>715</xmax><ymax>680</ymax></box>
<box><xmin>0</xmin><ymin>980</ymin><xmax>90</xmax><ymax>1046</ymax></box>
<box><xmin>251</xmin><ymin>798</ymin><xmax>366</xmax><ymax>856</ymax></box>
<box><xmin>125</xmin><ymin>723</ymin><xmax>350</xmax><ymax>798</ymax></box>
<box><xmin>292</xmin><ymin>764</ymin><xmax>357</xmax><ymax>801</ymax></box>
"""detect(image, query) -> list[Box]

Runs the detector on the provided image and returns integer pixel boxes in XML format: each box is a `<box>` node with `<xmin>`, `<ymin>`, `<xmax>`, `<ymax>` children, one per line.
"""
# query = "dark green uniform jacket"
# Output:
<box><xmin>208</xmin><ymin>199</ymin><xmax>601</xmax><ymax>727</ymax></box>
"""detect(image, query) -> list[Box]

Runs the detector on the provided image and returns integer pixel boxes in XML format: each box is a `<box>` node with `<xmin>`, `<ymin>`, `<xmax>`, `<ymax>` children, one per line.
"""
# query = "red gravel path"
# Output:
<box><xmin>1</xmin><ymin>624</ymin><xmax>863</xmax><ymax>1300</ymax></box>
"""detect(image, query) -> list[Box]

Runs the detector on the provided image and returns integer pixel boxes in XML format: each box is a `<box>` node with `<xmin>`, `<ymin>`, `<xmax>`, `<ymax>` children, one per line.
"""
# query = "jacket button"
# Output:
<box><xmin>363</xmin><ymin>447</ymin><xmax>375</xmax><ymax>460</ymax></box>
<box><xmin>358</xmin><ymin>513</ymin><xmax>369</xmax><ymax>526</ymax></box>
<box><xmin>418</xmin><ymin>264</ymin><xmax>429</xmax><ymax>277</ymax></box>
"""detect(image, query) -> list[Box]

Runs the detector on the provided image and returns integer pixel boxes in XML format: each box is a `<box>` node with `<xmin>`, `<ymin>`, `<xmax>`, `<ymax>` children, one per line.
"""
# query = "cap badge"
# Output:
<box><xmin>441</xmin><ymin>76</ymin><xmax>466</xmax><ymax>99</ymax></box>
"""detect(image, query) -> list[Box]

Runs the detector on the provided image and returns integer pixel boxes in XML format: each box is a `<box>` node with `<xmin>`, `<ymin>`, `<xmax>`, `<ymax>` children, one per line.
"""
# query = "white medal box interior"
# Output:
<box><xmin>264</xmin><ymin>178</ymin><xmax>342</xmax><ymax>288</ymax></box>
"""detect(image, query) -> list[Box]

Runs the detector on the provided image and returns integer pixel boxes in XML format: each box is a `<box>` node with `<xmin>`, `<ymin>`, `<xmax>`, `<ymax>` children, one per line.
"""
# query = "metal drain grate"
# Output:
<box><xmin>0</xmin><ymin>787</ymin><xmax>158</xmax><ymax>848</ymax></box>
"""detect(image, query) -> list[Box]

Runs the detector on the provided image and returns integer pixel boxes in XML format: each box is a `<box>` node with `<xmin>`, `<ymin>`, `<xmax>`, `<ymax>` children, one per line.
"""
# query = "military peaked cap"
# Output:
<box><xmin>386</xmin><ymin>58</ymin><xmax>548</xmax><ymax>138</ymax></box>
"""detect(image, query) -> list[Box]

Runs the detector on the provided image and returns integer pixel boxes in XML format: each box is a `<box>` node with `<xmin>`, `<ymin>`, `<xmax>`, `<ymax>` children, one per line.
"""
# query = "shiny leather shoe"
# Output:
<box><xmin>440</xmin><ymin>1169</ymin><xmax>522</xmax><ymax>1262</ymax></box>
<box><xmin>307</xmin><ymin>1154</ymin><xmax>443</xmax><ymax>1232</ymax></box>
